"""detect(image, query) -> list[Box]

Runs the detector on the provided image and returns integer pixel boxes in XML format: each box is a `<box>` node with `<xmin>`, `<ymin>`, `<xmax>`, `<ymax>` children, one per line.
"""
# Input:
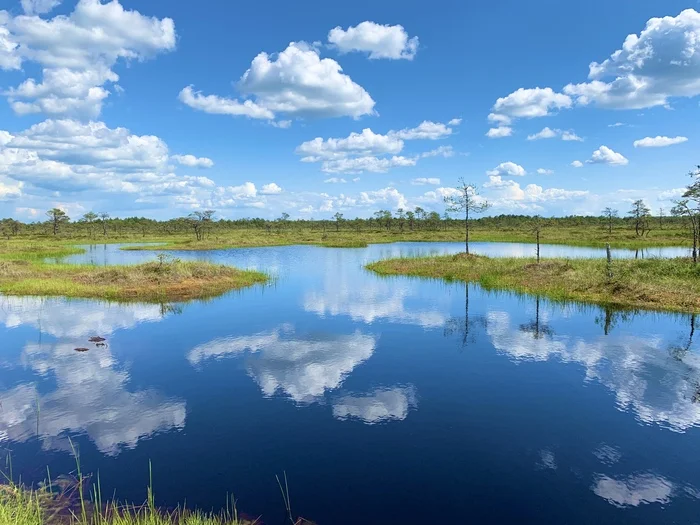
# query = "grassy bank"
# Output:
<box><xmin>0</xmin><ymin>480</ymin><xmax>294</xmax><ymax>525</ymax></box>
<box><xmin>0</xmin><ymin>258</ymin><xmax>267</xmax><ymax>303</ymax></box>
<box><xmin>367</xmin><ymin>254</ymin><xmax>700</xmax><ymax>314</ymax></box>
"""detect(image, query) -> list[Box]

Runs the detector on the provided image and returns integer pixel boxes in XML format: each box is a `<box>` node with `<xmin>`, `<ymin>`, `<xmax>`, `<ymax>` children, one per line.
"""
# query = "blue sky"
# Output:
<box><xmin>0</xmin><ymin>0</ymin><xmax>698</xmax><ymax>220</ymax></box>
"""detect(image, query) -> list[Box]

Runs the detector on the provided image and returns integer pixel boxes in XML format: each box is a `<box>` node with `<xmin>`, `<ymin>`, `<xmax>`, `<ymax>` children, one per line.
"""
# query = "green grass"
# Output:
<box><xmin>0</xmin><ymin>258</ymin><xmax>268</xmax><ymax>303</ymax></box>
<box><xmin>367</xmin><ymin>254</ymin><xmax>700</xmax><ymax>314</ymax></box>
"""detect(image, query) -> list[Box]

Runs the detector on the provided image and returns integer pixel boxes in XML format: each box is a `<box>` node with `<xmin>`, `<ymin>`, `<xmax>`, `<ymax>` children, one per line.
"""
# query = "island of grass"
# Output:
<box><xmin>0</xmin><ymin>246</ymin><xmax>267</xmax><ymax>303</ymax></box>
<box><xmin>367</xmin><ymin>254</ymin><xmax>700</xmax><ymax>314</ymax></box>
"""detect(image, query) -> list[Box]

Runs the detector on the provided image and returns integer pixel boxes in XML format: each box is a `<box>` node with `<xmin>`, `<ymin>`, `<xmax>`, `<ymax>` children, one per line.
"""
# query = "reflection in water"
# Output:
<box><xmin>0</xmin><ymin>297</ymin><xmax>185</xmax><ymax>455</ymax></box>
<box><xmin>536</xmin><ymin>449</ymin><xmax>557</xmax><ymax>470</ymax></box>
<box><xmin>519</xmin><ymin>296</ymin><xmax>553</xmax><ymax>340</ymax></box>
<box><xmin>592</xmin><ymin>473</ymin><xmax>674</xmax><ymax>508</ymax></box>
<box><xmin>0</xmin><ymin>296</ymin><xmax>165</xmax><ymax>338</ymax></box>
<box><xmin>332</xmin><ymin>386</ymin><xmax>417</xmax><ymax>424</ymax></box>
<box><xmin>189</xmin><ymin>325</ymin><xmax>377</xmax><ymax>403</ymax></box>
<box><xmin>593</xmin><ymin>444</ymin><xmax>622</xmax><ymax>466</ymax></box>
<box><xmin>488</xmin><ymin>300</ymin><xmax>700</xmax><ymax>431</ymax></box>
<box><xmin>443</xmin><ymin>285</ymin><xmax>487</xmax><ymax>348</ymax></box>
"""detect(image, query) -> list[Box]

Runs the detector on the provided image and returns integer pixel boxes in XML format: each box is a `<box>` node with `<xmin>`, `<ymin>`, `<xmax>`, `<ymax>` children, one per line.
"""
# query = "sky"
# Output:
<box><xmin>0</xmin><ymin>0</ymin><xmax>699</xmax><ymax>221</ymax></box>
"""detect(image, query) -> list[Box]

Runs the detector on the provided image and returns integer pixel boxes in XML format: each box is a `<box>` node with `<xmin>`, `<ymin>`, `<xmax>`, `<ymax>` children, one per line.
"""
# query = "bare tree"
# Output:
<box><xmin>531</xmin><ymin>216</ymin><xmax>543</xmax><ymax>263</ymax></box>
<box><xmin>602</xmin><ymin>207</ymin><xmax>618</xmax><ymax>234</ymax></box>
<box><xmin>628</xmin><ymin>199</ymin><xmax>651</xmax><ymax>237</ymax></box>
<box><xmin>188</xmin><ymin>210</ymin><xmax>215</xmax><ymax>241</ymax></box>
<box><xmin>46</xmin><ymin>208</ymin><xmax>69</xmax><ymax>235</ymax></box>
<box><xmin>658</xmin><ymin>207</ymin><xmax>665</xmax><ymax>230</ymax></box>
<box><xmin>671</xmin><ymin>165</ymin><xmax>700</xmax><ymax>264</ymax></box>
<box><xmin>444</xmin><ymin>178</ymin><xmax>490</xmax><ymax>254</ymax></box>
<box><xmin>99</xmin><ymin>212</ymin><xmax>110</xmax><ymax>236</ymax></box>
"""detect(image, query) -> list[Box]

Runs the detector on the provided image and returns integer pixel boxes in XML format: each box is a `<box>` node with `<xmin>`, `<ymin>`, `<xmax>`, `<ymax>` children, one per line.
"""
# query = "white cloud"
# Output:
<box><xmin>564</xmin><ymin>9</ymin><xmax>700</xmax><ymax>109</ymax></box>
<box><xmin>333</xmin><ymin>386</ymin><xmax>418</xmax><ymax>424</ymax></box>
<box><xmin>527</xmin><ymin>127</ymin><xmax>558</xmax><ymax>140</ymax></box>
<box><xmin>491</xmin><ymin>87</ymin><xmax>572</xmax><ymax>121</ymax></box>
<box><xmin>327</xmin><ymin>21</ymin><xmax>418</xmax><ymax>60</ymax></box>
<box><xmin>486</xmin><ymin>126</ymin><xmax>513</xmax><ymax>138</ymax></box>
<box><xmin>537</xmin><ymin>168</ymin><xmax>554</xmax><ymax>175</ymax></box>
<box><xmin>391</xmin><ymin>120</ymin><xmax>453</xmax><ymax>140</ymax></box>
<box><xmin>488</xmin><ymin>113</ymin><xmax>512</xmax><ymax>125</ymax></box>
<box><xmin>633</xmin><ymin>136</ymin><xmax>688</xmax><ymax>148</ymax></box>
<box><xmin>178</xmin><ymin>86</ymin><xmax>274</xmax><ymax>120</ymax></box>
<box><xmin>238</xmin><ymin>41</ymin><xmax>376</xmax><ymax>119</ymax></box>
<box><xmin>484</xmin><ymin>176</ymin><xmax>588</xmax><ymax>209</ymax></box>
<box><xmin>420</xmin><ymin>145</ymin><xmax>453</xmax><ymax>158</ymax></box>
<box><xmin>171</xmin><ymin>154</ymin><xmax>214</xmax><ymax>168</ymax></box>
<box><xmin>296</xmin><ymin>128</ymin><xmax>403</xmax><ymax>161</ymax></box>
<box><xmin>588</xmin><ymin>145</ymin><xmax>629</xmax><ymax>166</ymax></box>
<box><xmin>571</xmin><ymin>160</ymin><xmax>584</xmax><ymax>168</ymax></box>
<box><xmin>0</xmin><ymin>178</ymin><xmax>22</xmax><ymax>200</ymax></box>
<box><xmin>527</xmin><ymin>127</ymin><xmax>583</xmax><ymax>141</ymax></box>
<box><xmin>269</xmin><ymin>119</ymin><xmax>291</xmax><ymax>129</ymax></box>
<box><xmin>658</xmin><ymin>188</ymin><xmax>685</xmax><ymax>200</ymax></box>
<box><xmin>21</xmin><ymin>0</ymin><xmax>62</xmax><ymax>15</ymax></box>
<box><xmin>609</xmin><ymin>122</ymin><xmax>626</xmax><ymax>127</ymax></box>
<box><xmin>412</xmin><ymin>177</ymin><xmax>441</xmax><ymax>185</ymax></box>
<box><xmin>562</xmin><ymin>131</ymin><xmax>584</xmax><ymax>142</ymax></box>
<box><xmin>260</xmin><ymin>182</ymin><xmax>282</xmax><ymax>195</ymax></box>
<box><xmin>448</xmin><ymin>118</ymin><xmax>462</xmax><ymax>126</ymax></box>
<box><xmin>322</xmin><ymin>155</ymin><xmax>417</xmax><ymax>174</ymax></box>
<box><xmin>182</xmin><ymin>42</ymin><xmax>376</xmax><ymax>121</ymax></box>
<box><xmin>1</xmin><ymin>0</ymin><xmax>176</xmax><ymax>117</ymax></box>
<box><xmin>487</xmin><ymin>161</ymin><xmax>527</xmax><ymax>177</ymax></box>
<box><xmin>324</xmin><ymin>177</ymin><xmax>347</xmax><ymax>184</ymax></box>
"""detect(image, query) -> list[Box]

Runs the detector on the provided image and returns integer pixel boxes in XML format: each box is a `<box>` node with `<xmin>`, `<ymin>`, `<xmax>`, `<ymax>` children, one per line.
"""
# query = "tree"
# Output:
<box><xmin>658</xmin><ymin>207</ymin><xmax>665</xmax><ymax>230</ymax></box>
<box><xmin>333</xmin><ymin>212</ymin><xmax>344</xmax><ymax>232</ymax></box>
<box><xmin>0</xmin><ymin>218</ymin><xmax>20</xmax><ymax>239</ymax></box>
<box><xmin>628</xmin><ymin>199</ymin><xmax>651</xmax><ymax>237</ymax></box>
<box><xmin>406</xmin><ymin>210</ymin><xmax>415</xmax><ymax>231</ymax></box>
<box><xmin>414</xmin><ymin>207</ymin><xmax>426</xmax><ymax>229</ymax></box>
<box><xmin>276</xmin><ymin>212</ymin><xmax>290</xmax><ymax>232</ymax></box>
<box><xmin>602</xmin><ymin>207</ymin><xmax>618</xmax><ymax>234</ymax></box>
<box><xmin>188</xmin><ymin>210</ymin><xmax>215</xmax><ymax>240</ymax></box>
<box><xmin>671</xmin><ymin>165</ymin><xmax>700</xmax><ymax>264</ymax></box>
<box><xmin>80</xmin><ymin>211</ymin><xmax>98</xmax><ymax>237</ymax></box>
<box><xmin>46</xmin><ymin>208</ymin><xmax>69</xmax><ymax>235</ymax></box>
<box><xmin>444</xmin><ymin>179</ymin><xmax>490</xmax><ymax>254</ymax></box>
<box><xmin>99</xmin><ymin>212</ymin><xmax>110</xmax><ymax>236</ymax></box>
<box><xmin>531</xmin><ymin>216</ymin><xmax>543</xmax><ymax>263</ymax></box>
<box><xmin>395</xmin><ymin>208</ymin><xmax>406</xmax><ymax>232</ymax></box>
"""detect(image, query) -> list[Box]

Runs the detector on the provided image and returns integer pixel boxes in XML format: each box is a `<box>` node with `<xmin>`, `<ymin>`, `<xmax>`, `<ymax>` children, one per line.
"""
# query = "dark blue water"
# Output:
<box><xmin>2</xmin><ymin>242</ymin><xmax>699</xmax><ymax>524</ymax></box>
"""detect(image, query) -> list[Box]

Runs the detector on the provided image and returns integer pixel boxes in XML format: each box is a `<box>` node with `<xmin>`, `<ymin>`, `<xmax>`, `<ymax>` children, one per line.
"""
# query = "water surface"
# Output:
<box><xmin>1</xmin><ymin>242</ymin><xmax>699</xmax><ymax>524</ymax></box>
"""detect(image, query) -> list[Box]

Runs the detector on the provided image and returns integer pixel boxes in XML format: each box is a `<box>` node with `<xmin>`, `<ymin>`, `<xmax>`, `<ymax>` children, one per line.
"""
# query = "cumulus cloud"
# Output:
<box><xmin>490</xmin><ymin>87</ymin><xmax>572</xmax><ymax>124</ymax></box>
<box><xmin>390</xmin><ymin>120</ymin><xmax>453</xmax><ymax>140</ymax></box>
<box><xmin>527</xmin><ymin>127</ymin><xmax>583</xmax><ymax>141</ymax></box>
<box><xmin>321</xmin><ymin>155</ymin><xmax>417</xmax><ymax>174</ymax></box>
<box><xmin>448</xmin><ymin>118</ymin><xmax>462</xmax><ymax>126</ymax></box>
<box><xmin>571</xmin><ymin>160</ymin><xmax>584</xmax><ymax>168</ymax></box>
<box><xmin>564</xmin><ymin>10</ymin><xmax>700</xmax><ymax>110</ymax></box>
<box><xmin>260</xmin><ymin>182</ymin><xmax>282</xmax><ymax>195</ymax></box>
<box><xmin>182</xmin><ymin>42</ymin><xmax>375</xmax><ymax>121</ymax></box>
<box><xmin>658</xmin><ymin>188</ymin><xmax>685</xmax><ymax>200</ymax></box>
<box><xmin>178</xmin><ymin>86</ymin><xmax>274</xmax><ymax>120</ymax></box>
<box><xmin>327</xmin><ymin>21</ymin><xmax>418</xmax><ymax>60</ymax></box>
<box><xmin>171</xmin><ymin>154</ymin><xmax>214</xmax><ymax>168</ymax></box>
<box><xmin>486</xmin><ymin>161</ymin><xmax>527</xmax><ymax>177</ymax></box>
<box><xmin>588</xmin><ymin>145</ymin><xmax>629</xmax><ymax>166</ymax></box>
<box><xmin>411</xmin><ymin>177</ymin><xmax>440</xmax><ymax>185</ymax></box>
<box><xmin>324</xmin><ymin>177</ymin><xmax>347</xmax><ymax>184</ymax></box>
<box><xmin>537</xmin><ymin>168</ymin><xmax>554</xmax><ymax>175</ymax></box>
<box><xmin>0</xmin><ymin>0</ymin><xmax>176</xmax><ymax>118</ymax></box>
<box><xmin>633</xmin><ymin>136</ymin><xmax>688</xmax><ymax>148</ymax></box>
<box><xmin>297</xmin><ymin>120</ymin><xmax>455</xmax><ymax>173</ymax></box>
<box><xmin>21</xmin><ymin>0</ymin><xmax>62</xmax><ymax>15</ymax></box>
<box><xmin>486</xmin><ymin>126</ymin><xmax>513</xmax><ymax>138</ymax></box>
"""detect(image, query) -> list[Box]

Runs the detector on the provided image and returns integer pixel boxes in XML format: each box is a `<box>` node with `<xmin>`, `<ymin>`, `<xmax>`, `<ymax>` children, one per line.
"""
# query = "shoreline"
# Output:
<box><xmin>367</xmin><ymin>253</ymin><xmax>700</xmax><ymax>314</ymax></box>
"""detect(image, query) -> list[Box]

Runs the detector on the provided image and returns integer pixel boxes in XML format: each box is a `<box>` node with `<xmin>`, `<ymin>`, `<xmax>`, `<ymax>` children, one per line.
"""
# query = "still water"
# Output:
<box><xmin>1</xmin><ymin>242</ymin><xmax>699</xmax><ymax>524</ymax></box>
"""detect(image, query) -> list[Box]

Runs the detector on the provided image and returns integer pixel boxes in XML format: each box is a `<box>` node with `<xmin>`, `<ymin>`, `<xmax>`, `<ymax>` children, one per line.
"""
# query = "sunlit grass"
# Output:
<box><xmin>368</xmin><ymin>254</ymin><xmax>700</xmax><ymax>314</ymax></box>
<box><xmin>0</xmin><ymin>258</ymin><xmax>268</xmax><ymax>303</ymax></box>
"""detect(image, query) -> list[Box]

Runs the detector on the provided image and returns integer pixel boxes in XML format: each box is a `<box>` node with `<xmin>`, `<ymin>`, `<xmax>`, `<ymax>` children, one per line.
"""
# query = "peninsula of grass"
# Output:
<box><xmin>0</xmin><ymin>258</ymin><xmax>267</xmax><ymax>303</ymax></box>
<box><xmin>367</xmin><ymin>254</ymin><xmax>700</xmax><ymax>314</ymax></box>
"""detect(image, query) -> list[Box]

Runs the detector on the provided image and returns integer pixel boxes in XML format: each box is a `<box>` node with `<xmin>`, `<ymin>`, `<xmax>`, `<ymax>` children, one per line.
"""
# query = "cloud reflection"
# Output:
<box><xmin>332</xmin><ymin>385</ymin><xmax>417</xmax><ymax>424</ymax></box>
<box><xmin>189</xmin><ymin>325</ymin><xmax>377</xmax><ymax>403</ymax></box>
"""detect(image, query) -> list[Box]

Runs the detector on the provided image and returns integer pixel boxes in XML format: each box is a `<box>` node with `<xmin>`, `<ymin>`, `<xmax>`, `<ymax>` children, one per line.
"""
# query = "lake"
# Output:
<box><xmin>2</xmin><ymin>242</ymin><xmax>699</xmax><ymax>524</ymax></box>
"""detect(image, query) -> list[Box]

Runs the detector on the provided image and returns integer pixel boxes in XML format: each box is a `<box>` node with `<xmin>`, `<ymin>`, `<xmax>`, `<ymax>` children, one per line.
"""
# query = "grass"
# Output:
<box><xmin>0</xmin><ymin>257</ymin><xmax>267</xmax><ymax>303</ymax></box>
<box><xmin>367</xmin><ymin>253</ymin><xmax>700</xmax><ymax>314</ymax></box>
